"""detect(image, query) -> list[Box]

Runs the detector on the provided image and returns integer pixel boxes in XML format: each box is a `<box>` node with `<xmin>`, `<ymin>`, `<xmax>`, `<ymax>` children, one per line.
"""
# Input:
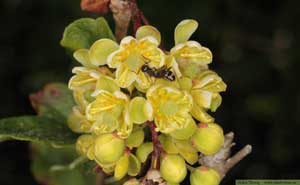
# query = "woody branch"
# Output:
<box><xmin>199</xmin><ymin>132</ymin><xmax>252</xmax><ymax>179</ymax></box>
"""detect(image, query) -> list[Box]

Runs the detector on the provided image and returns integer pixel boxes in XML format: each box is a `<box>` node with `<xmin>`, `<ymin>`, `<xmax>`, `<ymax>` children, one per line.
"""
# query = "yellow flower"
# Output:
<box><xmin>170</xmin><ymin>19</ymin><xmax>213</xmax><ymax>78</ymax></box>
<box><xmin>179</xmin><ymin>70</ymin><xmax>226</xmax><ymax>123</ymax></box>
<box><xmin>107</xmin><ymin>26</ymin><xmax>165</xmax><ymax>89</ymax></box>
<box><xmin>68</xmin><ymin>67</ymin><xmax>100</xmax><ymax>90</ymax></box>
<box><xmin>69</xmin><ymin>66</ymin><xmax>114</xmax><ymax>111</ymax></box>
<box><xmin>86</xmin><ymin>89</ymin><xmax>132</xmax><ymax>138</ymax></box>
<box><xmin>70</xmin><ymin>46</ymin><xmax>116</xmax><ymax>110</ymax></box>
<box><xmin>146</xmin><ymin>85</ymin><xmax>193</xmax><ymax>133</ymax></box>
<box><xmin>67</xmin><ymin>106</ymin><xmax>93</xmax><ymax>133</ymax></box>
<box><xmin>128</xmin><ymin>97</ymin><xmax>153</xmax><ymax>124</ymax></box>
<box><xmin>72</xmin><ymin>88</ymin><xmax>95</xmax><ymax>112</ymax></box>
<box><xmin>76</xmin><ymin>134</ymin><xmax>95</xmax><ymax>160</ymax></box>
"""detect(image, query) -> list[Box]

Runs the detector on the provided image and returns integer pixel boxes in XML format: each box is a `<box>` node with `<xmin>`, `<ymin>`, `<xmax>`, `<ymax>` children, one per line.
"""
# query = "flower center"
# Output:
<box><xmin>124</xmin><ymin>52</ymin><xmax>143</xmax><ymax>73</ymax></box>
<box><xmin>160</xmin><ymin>100</ymin><xmax>178</xmax><ymax>116</ymax></box>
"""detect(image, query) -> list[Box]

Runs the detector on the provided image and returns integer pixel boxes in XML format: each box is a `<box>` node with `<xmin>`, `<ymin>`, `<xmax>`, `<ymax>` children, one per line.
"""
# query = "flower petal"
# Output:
<box><xmin>138</xmin><ymin>38</ymin><xmax>165</xmax><ymax>68</ymax></box>
<box><xmin>115</xmin><ymin>64</ymin><xmax>137</xmax><ymax>88</ymax></box>
<box><xmin>117</xmin><ymin>109</ymin><xmax>133</xmax><ymax>139</ymax></box>
<box><xmin>89</xmin><ymin>39</ymin><xmax>119</xmax><ymax>66</ymax></box>
<box><xmin>164</xmin><ymin>55</ymin><xmax>182</xmax><ymax>78</ymax></box>
<box><xmin>147</xmin><ymin>85</ymin><xmax>193</xmax><ymax>133</ymax></box>
<box><xmin>169</xmin><ymin>116</ymin><xmax>196</xmax><ymax>140</ymax></box>
<box><xmin>171</xmin><ymin>57</ymin><xmax>182</xmax><ymax>78</ymax></box>
<box><xmin>91</xmin><ymin>112</ymin><xmax>119</xmax><ymax>135</ymax></box>
<box><xmin>191</xmin><ymin>90</ymin><xmax>213</xmax><ymax>109</ymax></box>
<box><xmin>68</xmin><ymin>67</ymin><xmax>98</xmax><ymax>90</ymax></box>
<box><xmin>96</xmin><ymin>76</ymin><xmax>120</xmax><ymax>93</ymax></box>
<box><xmin>190</xmin><ymin>103</ymin><xmax>214</xmax><ymax>123</ymax></box>
<box><xmin>120</xmin><ymin>36</ymin><xmax>136</xmax><ymax>47</ymax></box>
<box><xmin>153</xmin><ymin>79</ymin><xmax>180</xmax><ymax>89</ymax></box>
<box><xmin>73</xmin><ymin>49</ymin><xmax>94</xmax><ymax>68</ymax></box>
<box><xmin>204</xmin><ymin>80</ymin><xmax>227</xmax><ymax>93</ymax></box>
<box><xmin>76</xmin><ymin>134</ymin><xmax>95</xmax><ymax>158</ymax></box>
<box><xmin>86</xmin><ymin>91</ymin><xmax>124</xmax><ymax>121</ymax></box>
<box><xmin>174</xmin><ymin>19</ymin><xmax>198</xmax><ymax>45</ymax></box>
<box><xmin>135</xmin><ymin>71</ymin><xmax>153</xmax><ymax>90</ymax></box>
<box><xmin>73</xmin><ymin>89</ymin><xmax>94</xmax><ymax>111</ymax></box>
<box><xmin>193</xmin><ymin>70</ymin><xmax>222</xmax><ymax>88</ymax></box>
<box><xmin>178</xmin><ymin>61</ymin><xmax>208</xmax><ymax>78</ymax></box>
<box><xmin>211</xmin><ymin>93</ymin><xmax>222</xmax><ymax>112</ymax></box>
<box><xmin>171</xmin><ymin>41</ymin><xmax>213</xmax><ymax>65</ymax></box>
<box><xmin>178</xmin><ymin>77</ymin><xmax>193</xmax><ymax>91</ymax></box>
<box><xmin>107</xmin><ymin>48</ymin><xmax>129</xmax><ymax>68</ymax></box>
<box><xmin>129</xmin><ymin>97</ymin><xmax>153</xmax><ymax>124</ymax></box>
<box><xmin>127</xmin><ymin>153</ymin><xmax>141</xmax><ymax>176</ymax></box>
<box><xmin>158</xmin><ymin>134</ymin><xmax>178</xmax><ymax>154</ymax></box>
<box><xmin>136</xmin><ymin>25</ymin><xmax>161</xmax><ymax>45</ymax></box>
<box><xmin>68</xmin><ymin>106</ymin><xmax>93</xmax><ymax>133</ymax></box>
<box><xmin>124</xmin><ymin>52</ymin><xmax>144</xmax><ymax>73</ymax></box>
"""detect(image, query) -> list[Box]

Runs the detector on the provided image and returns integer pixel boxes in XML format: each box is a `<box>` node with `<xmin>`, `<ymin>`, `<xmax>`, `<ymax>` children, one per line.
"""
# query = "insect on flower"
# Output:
<box><xmin>141</xmin><ymin>64</ymin><xmax>176</xmax><ymax>81</ymax></box>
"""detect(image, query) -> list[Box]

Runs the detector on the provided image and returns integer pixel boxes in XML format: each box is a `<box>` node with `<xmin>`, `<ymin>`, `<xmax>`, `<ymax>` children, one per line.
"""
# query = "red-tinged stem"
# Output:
<box><xmin>93</xmin><ymin>165</ymin><xmax>102</xmax><ymax>173</ymax></box>
<box><xmin>147</xmin><ymin>121</ymin><xmax>162</xmax><ymax>169</ymax></box>
<box><xmin>140</xmin><ymin>11</ymin><xmax>150</xmax><ymax>25</ymax></box>
<box><xmin>127</xmin><ymin>0</ymin><xmax>142</xmax><ymax>33</ymax></box>
<box><xmin>133</xmin><ymin>14</ymin><xmax>142</xmax><ymax>33</ymax></box>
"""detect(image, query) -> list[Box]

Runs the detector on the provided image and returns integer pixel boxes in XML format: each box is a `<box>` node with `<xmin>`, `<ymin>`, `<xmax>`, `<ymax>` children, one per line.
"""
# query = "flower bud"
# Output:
<box><xmin>169</xmin><ymin>117</ymin><xmax>196</xmax><ymax>140</ymax></box>
<box><xmin>136</xmin><ymin>142</ymin><xmax>153</xmax><ymax>163</ymax></box>
<box><xmin>191</xmin><ymin>123</ymin><xmax>224</xmax><ymax>155</ymax></box>
<box><xmin>68</xmin><ymin>107</ymin><xmax>93</xmax><ymax>133</ymax></box>
<box><xmin>160</xmin><ymin>154</ymin><xmax>187</xmax><ymax>183</ymax></box>
<box><xmin>76</xmin><ymin>134</ymin><xmax>94</xmax><ymax>158</ymax></box>
<box><xmin>128</xmin><ymin>153</ymin><xmax>141</xmax><ymax>176</ymax></box>
<box><xmin>94</xmin><ymin>133</ymin><xmax>125</xmax><ymax>165</ymax></box>
<box><xmin>190</xmin><ymin>166</ymin><xmax>221</xmax><ymax>185</ymax></box>
<box><xmin>114</xmin><ymin>154</ymin><xmax>129</xmax><ymax>180</ymax></box>
<box><xmin>158</xmin><ymin>134</ymin><xmax>178</xmax><ymax>154</ymax></box>
<box><xmin>126</xmin><ymin>129</ymin><xmax>145</xmax><ymax>148</ymax></box>
<box><xmin>173</xmin><ymin>139</ymin><xmax>198</xmax><ymax>165</ymax></box>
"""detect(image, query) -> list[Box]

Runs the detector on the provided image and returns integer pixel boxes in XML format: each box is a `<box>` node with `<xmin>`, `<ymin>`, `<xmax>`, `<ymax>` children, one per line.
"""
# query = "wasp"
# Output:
<box><xmin>141</xmin><ymin>64</ymin><xmax>176</xmax><ymax>81</ymax></box>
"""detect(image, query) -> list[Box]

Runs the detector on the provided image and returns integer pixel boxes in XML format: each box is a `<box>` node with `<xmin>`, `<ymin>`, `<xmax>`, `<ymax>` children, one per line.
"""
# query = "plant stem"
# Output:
<box><xmin>128</xmin><ymin>0</ymin><xmax>142</xmax><ymax>33</ymax></box>
<box><xmin>186</xmin><ymin>164</ymin><xmax>196</xmax><ymax>172</ymax></box>
<box><xmin>110</xmin><ymin>0</ymin><xmax>132</xmax><ymax>42</ymax></box>
<box><xmin>199</xmin><ymin>132</ymin><xmax>252</xmax><ymax>179</ymax></box>
<box><xmin>140</xmin><ymin>11</ymin><xmax>150</xmax><ymax>25</ymax></box>
<box><xmin>147</xmin><ymin>121</ymin><xmax>161</xmax><ymax>170</ymax></box>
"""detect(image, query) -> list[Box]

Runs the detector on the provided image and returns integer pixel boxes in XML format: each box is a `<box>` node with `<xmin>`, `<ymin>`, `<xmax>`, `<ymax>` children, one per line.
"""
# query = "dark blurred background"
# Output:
<box><xmin>0</xmin><ymin>0</ymin><xmax>299</xmax><ymax>184</ymax></box>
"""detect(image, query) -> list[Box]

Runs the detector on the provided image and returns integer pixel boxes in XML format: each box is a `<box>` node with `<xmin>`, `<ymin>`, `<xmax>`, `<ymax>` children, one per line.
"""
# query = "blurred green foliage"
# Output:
<box><xmin>0</xmin><ymin>0</ymin><xmax>299</xmax><ymax>185</ymax></box>
<box><xmin>31</xmin><ymin>143</ymin><xmax>96</xmax><ymax>185</ymax></box>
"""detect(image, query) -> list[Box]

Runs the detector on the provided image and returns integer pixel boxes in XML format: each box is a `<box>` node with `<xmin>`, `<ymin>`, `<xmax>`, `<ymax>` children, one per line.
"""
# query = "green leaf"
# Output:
<box><xmin>50</xmin><ymin>158</ymin><xmax>96</xmax><ymax>185</ymax></box>
<box><xmin>0</xmin><ymin>116</ymin><xmax>78</xmax><ymax>146</ymax></box>
<box><xmin>29</xmin><ymin>83</ymin><xmax>75</xmax><ymax>121</ymax></box>
<box><xmin>31</xmin><ymin>143</ymin><xmax>96</xmax><ymax>185</ymax></box>
<box><xmin>0</xmin><ymin>83</ymin><xmax>78</xmax><ymax>145</ymax></box>
<box><xmin>50</xmin><ymin>168</ymin><xmax>96</xmax><ymax>185</ymax></box>
<box><xmin>60</xmin><ymin>17</ymin><xmax>115</xmax><ymax>51</ymax></box>
<box><xmin>31</xmin><ymin>143</ymin><xmax>78</xmax><ymax>182</ymax></box>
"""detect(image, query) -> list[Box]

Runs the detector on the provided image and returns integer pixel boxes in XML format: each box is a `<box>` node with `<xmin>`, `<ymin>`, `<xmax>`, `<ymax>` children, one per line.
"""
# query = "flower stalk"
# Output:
<box><xmin>147</xmin><ymin>121</ymin><xmax>162</xmax><ymax>170</ymax></box>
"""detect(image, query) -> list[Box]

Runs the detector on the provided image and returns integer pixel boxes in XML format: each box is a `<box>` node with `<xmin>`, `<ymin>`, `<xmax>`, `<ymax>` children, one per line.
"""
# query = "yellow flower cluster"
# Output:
<box><xmin>68</xmin><ymin>19</ymin><xmax>227</xmax><ymax>183</ymax></box>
